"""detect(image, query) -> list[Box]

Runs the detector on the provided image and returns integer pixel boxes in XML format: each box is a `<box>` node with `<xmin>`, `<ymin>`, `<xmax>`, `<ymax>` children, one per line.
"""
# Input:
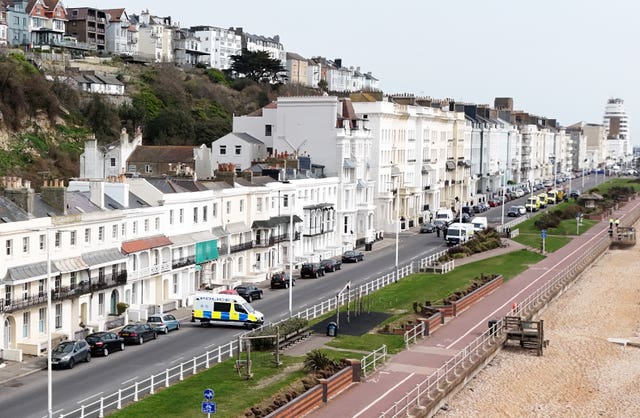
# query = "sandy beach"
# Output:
<box><xmin>437</xmin><ymin>227</ymin><xmax>640</xmax><ymax>418</ymax></box>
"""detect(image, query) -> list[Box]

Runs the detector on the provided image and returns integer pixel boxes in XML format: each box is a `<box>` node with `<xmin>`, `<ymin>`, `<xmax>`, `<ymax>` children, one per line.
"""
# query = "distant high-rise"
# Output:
<box><xmin>603</xmin><ymin>98</ymin><xmax>631</xmax><ymax>140</ymax></box>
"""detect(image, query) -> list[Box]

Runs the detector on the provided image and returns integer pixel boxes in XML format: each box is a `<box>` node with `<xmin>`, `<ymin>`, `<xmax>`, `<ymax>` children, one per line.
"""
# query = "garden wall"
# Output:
<box><xmin>432</xmin><ymin>275</ymin><xmax>503</xmax><ymax>318</ymax></box>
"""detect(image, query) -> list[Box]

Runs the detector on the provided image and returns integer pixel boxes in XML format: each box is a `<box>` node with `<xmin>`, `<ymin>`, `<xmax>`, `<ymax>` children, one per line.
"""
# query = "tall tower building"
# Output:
<box><xmin>603</xmin><ymin>98</ymin><xmax>632</xmax><ymax>164</ymax></box>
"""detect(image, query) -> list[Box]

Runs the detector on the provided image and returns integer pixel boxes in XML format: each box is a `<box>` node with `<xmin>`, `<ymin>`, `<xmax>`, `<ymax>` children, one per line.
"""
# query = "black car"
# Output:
<box><xmin>234</xmin><ymin>284</ymin><xmax>263</xmax><ymax>302</ymax></box>
<box><xmin>569</xmin><ymin>190</ymin><xmax>580</xmax><ymax>199</ymax></box>
<box><xmin>507</xmin><ymin>206</ymin><xmax>520</xmax><ymax>217</ymax></box>
<box><xmin>342</xmin><ymin>250</ymin><xmax>364</xmax><ymax>263</ymax></box>
<box><xmin>118</xmin><ymin>323</ymin><xmax>157</xmax><ymax>345</ymax></box>
<box><xmin>86</xmin><ymin>332</ymin><xmax>125</xmax><ymax>357</ymax></box>
<box><xmin>320</xmin><ymin>258</ymin><xmax>342</xmax><ymax>272</ymax></box>
<box><xmin>432</xmin><ymin>219</ymin><xmax>448</xmax><ymax>230</ymax></box>
<box><xmin>420</xmin><ymin>223</ymin><xmax>436</xmax><ymax>233</ymax></box>
<box><xmin>300</xmin><ymin>263</ymin><xmax>325</xmax><ymax>278</ymax></box>
<box><xmin>270</xmin><ymin>272</ymin><xmax>295</xmax><ymax>289</ymax></box>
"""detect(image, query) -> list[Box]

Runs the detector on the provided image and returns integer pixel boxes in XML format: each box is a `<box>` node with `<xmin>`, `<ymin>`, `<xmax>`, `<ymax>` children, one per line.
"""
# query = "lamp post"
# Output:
<box><xmin>500</xmin><ymin>165</ymin><xmax>506</xmax><ymax>227</ymax></box>
<box><xmin>395</xmin><ymin>190</ymin><xmax>399</xmax><ymax>282</ymax></box>
<box><xmin>288</xmin><ymin>193</ymin><xmax>293</xmax><ymax>317</ymax></box>
<box><xmin>45</xmin><ymin>228</ymin><xmax>53</xmax><ymax>418</ymax></box>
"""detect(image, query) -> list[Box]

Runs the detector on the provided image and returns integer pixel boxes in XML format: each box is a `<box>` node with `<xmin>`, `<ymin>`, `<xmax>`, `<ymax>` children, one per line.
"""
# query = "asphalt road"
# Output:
<box><xmin>0</xmin><ymin>173</ymin><xmax>605</xmax><ymax>418</ymax></box>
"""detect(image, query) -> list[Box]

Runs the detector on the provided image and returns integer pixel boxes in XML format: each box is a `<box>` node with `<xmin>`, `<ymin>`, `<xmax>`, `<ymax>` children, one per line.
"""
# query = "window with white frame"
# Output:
<box><xmin>22</xmin><ymin>312</ymin><xmax>29</xmax><ymax>338</ymax></box>
<box><xmin>169</xmin><ymin>209</ymin><xmax>174</xmax><ymax>225</ymax></box>
<box><xmin>112</xmin><ymin>224</ymin><xmax>118</xmax><ymax>239</ymax></box>
<box><xmin>110</xmin><ymin>157</ymin><xmax>116</xmax><ymax>167</ymax></box>
<box><xmin>98</xmin><ymin>293</ymin><xmax>104</xmax><ymax>316</ymax></box>
<box><xmin>155</xmin><ymin>217</ymin><xmax>160</xmax><ymax>230</ymax></box>
<box><xmin>38</xmin><ymin>279</ymin><xmax>45</xmax><ymax>297</ymax></box>
<box><xmin>145</xmin><ymin>164</ymin><xmax>152</xmax><ymax>173</ymax></box>
<box><xmin>220</xmin><ymin>145</ymin><xmax>226</xmax><ymax>155</ymax></box>
<box><xmin>144</xmin><ymin>219</ymin><xmax>149</xmax><ymax>232</ymax></box>
<box><xmin>98</xmin><ymin>226</ymin><xmax>104</xmax><ymax>241</ymax></box>
<box><xmin>226</xmin><ymin>201</ymin><xmax>231</xmax><ymax>214</ymax></box>
<box><xmin>203</xmin><ymin>206</ymin><xmax>208</xmax><ymax>222</ymax></box>
<box><xmin>70</xmin><ymin>230</ymin><xmax>76</xmax><ymax>246</ymax></box>
<box><xmin>55</xmin><ymin>303</ymin><xmax>62</xmax><ymax>328</ymax></box>
<box><xmin>70</xmin><ymin>272</ymin><xmax>76</xmax><ymax>290</ymax></box>
<box><xmin>257</xmin><ymin>197</ymin><xmax>262</xmax><ymax>212</ymax></box>
<box><xmin>193</xmin><ymin>207</ymin><xmax>198</xmax><ymax>223</ymax></box>
<box><xmin>39</xmin><ymin>234</ymin><xmax>45</xmax><ymax>250</ymax></box>
<box><xmin>239</xmin><ymin>199</ymin><xmax>244</xmax><ymax>212</ymax></box>
<box><xmin>84</xmin><ymin>228</ymin><xmax>91</xmax><ymax>243</ymax></box>
<box><xmin>235</xmin><ymin>145</ymin><xmax>241</xmax><ymax>155</ymax></box>
<box><xmin>133</xmin><ymin>221</ymin><xmax>138</xmax><ymax>234</ymax></box>
<box><xmin>39</xmin><ymin>307</ymin><xmax>46</xmax><ymax>333</ymax></box>
<box><xmin>22</xmin><ymin>237</ymin><xmax>29</xmax><ymax>253</ymax></box>
<box><xmin>237</xmin><ymin>257</ymin><xmax>243</xmax><ymax>271</ymax></box>
<box><xmin>212</xmin><ymin>203</ymin><xmax>217</xmax><ymax>217</ymax></box>
<box><xmin>55</xmin><ymin>232</ymin><xmax>61</xmax><ymax>248</ymax></box>
<box><xmin>179</xmin><ymin>209</ymin><xmax>184</xmax><ymax>223</ymax></box>
<box><xmin>172</xmin><ymin>274</ymin><xmax>178</xmax><ymax>294</ymax></box>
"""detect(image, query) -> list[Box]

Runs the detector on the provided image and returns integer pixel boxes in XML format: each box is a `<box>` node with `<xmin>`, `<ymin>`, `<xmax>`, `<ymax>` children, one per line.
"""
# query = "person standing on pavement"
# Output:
<box><xmin>615</xmin><ymin>218</ymin><xmax>620</xmax><ymax>230</ymax></box>
<box><xmin>609</xmin><ymin>218</ymin><xmax>614</xmax><ymax>229</ymax></box>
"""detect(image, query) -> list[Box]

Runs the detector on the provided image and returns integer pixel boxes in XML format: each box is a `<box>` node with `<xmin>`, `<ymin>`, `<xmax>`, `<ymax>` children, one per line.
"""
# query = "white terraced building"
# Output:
<box><xmin>603</xmin><ymin>98</ymin><xmax>633</xmax><ymax>165</ymax></box>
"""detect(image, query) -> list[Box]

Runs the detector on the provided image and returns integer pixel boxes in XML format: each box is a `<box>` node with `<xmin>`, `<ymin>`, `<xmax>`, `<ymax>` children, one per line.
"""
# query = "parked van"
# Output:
<box><xmin>545</xmin><ymin>190</ymin><xmax>557</xmax><ymax>204</ymax></box>
<box><xmin>537</xmin><ymin>193</ymin><xmax>549</xmax><ymax>208</ymax></box>
<box><xmin>191</xmin><ymin>292</ymin><xmax>264</xmax><ymax>328</ymax></box>
<box><xmin>435</xmin><ymin>208</ymin><xmax>455</xmax><ymax>225</ymax></box>
<box><xmin>445</xmin><ymin>222</ymin><xmax>475</xmax><ymax>246</ymax></box>
<box><xmin>525</xmin><ymin>196</ymin><xmax>540</xmax><ymax>212</ymax></box>
<box><xmin>470</xmin><ymin>216</ymin><xmax>488</xmax><ymax>232</ymax></box>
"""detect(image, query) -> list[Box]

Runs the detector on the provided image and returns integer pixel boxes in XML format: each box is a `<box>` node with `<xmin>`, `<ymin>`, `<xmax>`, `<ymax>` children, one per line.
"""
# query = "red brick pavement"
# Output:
<box><xmin>307</xmin><ymin>198</ymin><xmax>640</xmax><ymax>418</ymax></box>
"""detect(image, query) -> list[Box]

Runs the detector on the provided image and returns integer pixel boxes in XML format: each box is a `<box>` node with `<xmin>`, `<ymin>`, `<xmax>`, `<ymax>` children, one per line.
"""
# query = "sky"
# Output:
<box><xmin>65</xmin><ymin>0</ymin><xmax>640</xmax><ymax>144</ymax></box>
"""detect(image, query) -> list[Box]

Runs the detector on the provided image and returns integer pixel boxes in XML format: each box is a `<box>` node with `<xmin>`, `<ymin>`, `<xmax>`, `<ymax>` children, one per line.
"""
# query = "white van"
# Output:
<box><xmin>445</xmin><ymin>222</ymin><xmax>475</xmax><ymax>246</ymax></box>
<box><xmin>435</xmin><ymin>208</ymin><xmax>455</xmax><ymax>225</ymax></box>
<box><xmin>471</xmin><ymin>216</ymin><xmax>488</xmax><ymax>232</ymax></box>
<box><xmin>191</xmin><ymin>292</ymin><xmax>264</xmax><ymax>328</ymax></box>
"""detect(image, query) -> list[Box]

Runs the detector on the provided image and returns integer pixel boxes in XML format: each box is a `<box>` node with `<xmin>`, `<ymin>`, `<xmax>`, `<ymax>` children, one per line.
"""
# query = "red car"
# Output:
<box><xmin>488</xmin><ymin>199</ymin><xmax>500</xmax><ymax>207</ymax></box>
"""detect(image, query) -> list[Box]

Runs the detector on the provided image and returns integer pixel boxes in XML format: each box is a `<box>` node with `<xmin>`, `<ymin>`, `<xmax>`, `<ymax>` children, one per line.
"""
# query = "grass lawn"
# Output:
<box><xmin>513</xmin><ymin>234</ymin><xmax>571</xmax><ymax>252</ymax></box>
<box><xmin>324</xmin><ymin>332</ymin><xmax>406</xmax><ymax>354</ymax></box>
<box><xmin>111</xmin><ymin>352</ymin><xmax>307</xmax><ymax>418</ymax></box>
<box><xmin>587</xmin><ymin>178</ymin><xmax>640</xmax><ymax>194</ymax></box>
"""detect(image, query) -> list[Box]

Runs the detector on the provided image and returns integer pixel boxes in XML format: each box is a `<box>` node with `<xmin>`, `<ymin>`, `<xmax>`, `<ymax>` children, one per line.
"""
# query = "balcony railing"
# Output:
<box><xmin>129</xmin><ymin>262</ymin><xmax>171</xmax><ymax>281</ymax></box>
<box><xmin>172</xmin><ymin>255</ymin><xmax>195</xmax><ymax>269</ymax></box>
<box><xmin>230</xmin><ymin>241</ymin><xmax>253</xmax><ymax>253</ymax></box>
<box><xmin>0</xmin><ymin>272</ymin><xmax>128</xmax><ymax>311</ymax></box>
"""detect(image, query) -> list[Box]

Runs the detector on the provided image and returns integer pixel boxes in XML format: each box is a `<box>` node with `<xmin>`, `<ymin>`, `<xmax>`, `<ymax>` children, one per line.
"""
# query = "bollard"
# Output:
<box><xmin>165</xmin><ymin>369</ymin><xmax>170</xmax><ymax>387</ymax></box>
<box><xmin>117</xmin><ymin>388</ymin><xmax>122</xmax><ymax>410</ymax></box>
<box><xmin>134</xmin><ymin>381</ymin><xmax>139</xmax><ymax>402</ymax></box>
<box><xmin>98</xmin><ymin>397</ymin><xmax>104</xmax><ymax>418</ymax></box>
<box><xmin>193</xmin><ymin>357</ymin><xmax>197</xmax><ymax>374</ymax></box>
<box><xmin>205</xmin><ymin>350</ymin><xmax>210</xmax><ymax>369</ymax></box>
<box><xmin>218</xmin><ymin>346</ymin><xmax>222</xmax><ymax>363</ymax></box>
<box><xmin>180</xmin><ymin>362</ymin><xmax>184</xmax><ymax>381</ymax></box>
<box><xmin>150</xmin><ymin>374</ymin><xmax>155</xmax><ymax>395</ymax></box>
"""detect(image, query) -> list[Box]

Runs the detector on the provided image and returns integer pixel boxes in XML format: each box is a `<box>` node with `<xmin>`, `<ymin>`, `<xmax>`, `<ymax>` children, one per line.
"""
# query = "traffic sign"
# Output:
<box><xmin>202</xmin><ymin>401</ymin><xmax>216</xmax><ymax>414</ymax></box>
<box><xmin>541</xmin><ymin>229</ymin><xmax>547</xmax><ymax>239</ymax></box>
<box><xmin>203</xmin><ymin>388</ymin><xmax>214</xmax><ymax>400</ymax></box>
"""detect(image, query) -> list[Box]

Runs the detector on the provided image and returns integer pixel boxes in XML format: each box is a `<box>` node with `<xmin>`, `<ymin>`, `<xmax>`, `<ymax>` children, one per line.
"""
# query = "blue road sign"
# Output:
<box><xmin>541</xmin><ymin>229</ymin><xmax>547</xmax><ymax>239</ymax></box>
<box><xmin>202</xmin><ymin>401</ymin><xmax>216</xmax><ymax>414</ymax></box>
<box><xmin>203</xmin><ymin>388</ymin><xmax>214</xmax><ymax>400</ymax></box>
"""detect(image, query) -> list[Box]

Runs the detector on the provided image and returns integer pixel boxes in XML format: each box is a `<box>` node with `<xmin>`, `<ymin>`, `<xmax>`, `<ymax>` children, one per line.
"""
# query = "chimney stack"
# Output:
<box><xmin>41</xmin><ymin>179</ymin><xmax>67</xmax><ymax>214</ymax></box>
<box><xmin>1</xmin><ymin>176</ymin><xmax>35</xmax><ymax>215</ymax></box>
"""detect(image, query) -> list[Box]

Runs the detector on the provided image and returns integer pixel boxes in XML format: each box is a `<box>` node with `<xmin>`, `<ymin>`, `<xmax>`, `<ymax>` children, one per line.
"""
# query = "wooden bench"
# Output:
<box><xmin>277</xmin><ymin>327</ymin><xmax>313</xmax><ymax>351</ymax></box>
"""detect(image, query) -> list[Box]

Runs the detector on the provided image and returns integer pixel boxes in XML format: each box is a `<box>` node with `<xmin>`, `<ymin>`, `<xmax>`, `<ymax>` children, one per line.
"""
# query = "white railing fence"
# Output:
<box><xmin>404</xmin><ymin>322</ymin><xmax>425</xmax><ymax>349</ymax></box>
<box><xmin>361</xmin><ymin>344</ymin><xmax>388</xmax><ymax>377</ymax></box>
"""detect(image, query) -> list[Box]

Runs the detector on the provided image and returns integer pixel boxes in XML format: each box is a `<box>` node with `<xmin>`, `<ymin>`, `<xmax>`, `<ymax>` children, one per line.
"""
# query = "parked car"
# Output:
<box><xmin>320</xmin><ymin>258</ymin><xmax>342</xmax><ymax>272</ymax></box>
<box><xmin>218</xmin><ymin>289</ymin><xmax>239</xmax><ymax>295</ymax></box>
<box><xmin>234</xmin><ymin>284</ymin><xmax>263</xmax><ymax>302</ymax></box>
<box><xmin>432</xmin><ymin>219</ymin><xmax>448</xmax><ymax>230</ymax></box>
<box><xmin>270</xmin><ymin>272</ymin><xmax>295</xmax><ymax>289</ymax></box>
<box><xmin>342</xmin><ymin>250</ymin><xmax>364</xmax><ymax>263</ymax></box>
<box><xmin>147</xmin><ymin>313</ymin><xmax>180</xmax><ymax>334</ymax></box>
<box><xmin>488</xmin><ymin>199</ymin><xmax>500</xmax><ymax>207</ymax></box>
<box><xmin>51</xmin><ymin>340</ymin><xmax>91</xmax><ymax>369</ymax></box>
<box><xmin>420</xmin><ymin>223</ymin><xmax>436</xmax><ymax>233</ymax></box>
<box><xmin>569</xmin><ymin>190</ymin><xmax>581</xmax><ymax>199</ymax></box>
<box><xmin>118</xmin><ymin>323</ymin><xmax>158</xmax><ymax>345</ymax></box>
<box><xmin>85</xmin><ymin>332</ymin><xmax>125</xmax><ymax>357</ymax></box>
<box><xmin>507</xmin><ymin>206</ymin><xmax>521</xmax><ymax>217</ymax></box>
<box><xmin>515</xmin><ymin>205</ymin><xmax>527</xmax><ymax>215</ymax></box>
<box><xmin>300</xmin><ymin>262</ymin><xmax>325</xmax><ymax>278</ymax></box>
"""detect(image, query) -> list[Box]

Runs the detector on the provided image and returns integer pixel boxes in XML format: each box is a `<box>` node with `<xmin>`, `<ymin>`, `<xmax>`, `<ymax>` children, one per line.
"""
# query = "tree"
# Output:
<box><xmin>229</xmin><ymin>49</ymin><xmax>287</xmax><ymax>84</ymax></box>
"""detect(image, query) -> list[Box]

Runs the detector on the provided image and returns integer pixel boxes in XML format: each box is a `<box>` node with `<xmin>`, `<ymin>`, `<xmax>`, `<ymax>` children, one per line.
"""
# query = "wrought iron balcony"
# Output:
<box><xmin>172</xmin><ymin>255</ymin><xmax>196</xmax><ymax>269</ymax></box>
<box><xmin>230</xmin><ymin>241</ymin><xmax>253</xmax><ymax>253</ymax></box>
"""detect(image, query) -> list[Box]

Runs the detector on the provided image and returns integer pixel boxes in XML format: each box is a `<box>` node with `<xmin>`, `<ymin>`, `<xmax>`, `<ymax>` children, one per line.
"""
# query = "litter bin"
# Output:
<box><xmin>365</xmin><ymin>242</ymin><xmax>373</xmax><ymax>251</ymax></box>
<box><xmin>327</xmin><ymin>321</ymin><xmax>338</xmax><ymax>337</ymax></box>
<box><xmin>488</xmin><ymin>319</ymin><xmax>498</xmax><ymax>336</ymax></box>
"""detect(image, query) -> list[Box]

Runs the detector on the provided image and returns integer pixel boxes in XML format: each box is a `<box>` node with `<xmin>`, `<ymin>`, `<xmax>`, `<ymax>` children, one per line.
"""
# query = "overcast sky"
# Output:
<box><xmin>66</xmin><ymin>0</ymin><xmax>640</xmax><ymax>144</ymax></box>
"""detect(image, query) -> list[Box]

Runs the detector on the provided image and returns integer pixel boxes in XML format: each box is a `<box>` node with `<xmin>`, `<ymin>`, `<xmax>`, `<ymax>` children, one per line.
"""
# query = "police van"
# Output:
<box><xmin>191</xmin><ymin>292</ymin><xmax>264</xmax><ymax>328</ymax></box>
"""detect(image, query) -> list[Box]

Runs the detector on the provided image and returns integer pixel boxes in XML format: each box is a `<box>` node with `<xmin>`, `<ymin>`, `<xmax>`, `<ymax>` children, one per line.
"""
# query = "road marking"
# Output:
<box><xmin>170</xmin><ymin>356</ymin><xmax>184</xmax><ymax>364</ymax></box>
<box><xmin>352</xmin><ymin>372</ymin><xmax>415</xmax><ymax>418</ymax></box>
<box><xmin>205</xmin><ymin>342</ymin><xmax>218</xmax><ymax>349</ymax></box>
<box><xmin>121</xmin><ymin>376</ymin><xmax>138</xmax><ymax>385</ymax></box>
<box><xmin>52</xmin><ymin>409</ymin><xmax>64</xmax><ymax>416</ymax></box>
<box><xmin>77</xmin><ymin>391</ymin><xmax>103</xmax><ymax>404</ymax></box>
<box><xmin>446</xmin><ymin>199</ymin><xmax>639</xmax><ymax>350</ymax></box>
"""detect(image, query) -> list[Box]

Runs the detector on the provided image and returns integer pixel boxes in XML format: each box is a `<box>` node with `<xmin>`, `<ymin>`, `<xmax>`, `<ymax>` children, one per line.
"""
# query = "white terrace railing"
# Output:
<box><xmin>361</xmin><ymin>344</ymin><xmax>388</xmax><ymax>377</ymax></box>
<box><xmin>404</xmin><ymin>322</ymin><xmax>425</xmax><ymax>349</ymax></box>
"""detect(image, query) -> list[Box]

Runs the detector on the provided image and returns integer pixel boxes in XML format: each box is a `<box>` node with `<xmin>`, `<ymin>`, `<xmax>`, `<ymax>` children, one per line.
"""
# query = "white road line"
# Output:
<box><xmin>352</xmin><ymin>372</ymin><xmax>415</xmax><ymax>418</ymax></box>
<box><xmin>446</xmin><ymin>206</ymin><xmax>632</xmax><ymax>350</ymax></box>
<box><xmin>205</xmin><ymin>342</ymin><xmax>217</xmax><ymax>349</ymax></box>
<box><xmin>121</xmin><ymin>376</ymin><xmax>138</xmax><ymax>385</ymax></box>
<box><xmin>52</xmin><ymin>409</ymin><xmax>64</xmax><ymax>415</ymax></box>
<box><xmin>170</xmin><ymin>356</ymin><xmax>184</xmax><ymax>364</ymax></box>
<box><xmin>77</xmin><ymin>391</ymin><xmax>103</xmax><ymax>404</ymax></box>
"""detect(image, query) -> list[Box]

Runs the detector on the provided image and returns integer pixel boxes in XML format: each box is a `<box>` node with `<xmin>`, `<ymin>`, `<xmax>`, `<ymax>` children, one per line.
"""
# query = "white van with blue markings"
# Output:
<box><xmin>191</xmin><ymin>292</ymin><xmax>264</xmax><ymax>328</ymax></box>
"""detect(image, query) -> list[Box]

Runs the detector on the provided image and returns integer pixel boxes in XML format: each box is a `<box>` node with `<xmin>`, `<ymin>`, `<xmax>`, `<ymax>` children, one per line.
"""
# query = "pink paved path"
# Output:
<box><xmin>308</xmin><ymin>199</ymin><xmax>640</xmax><ymax>418</ymax></box>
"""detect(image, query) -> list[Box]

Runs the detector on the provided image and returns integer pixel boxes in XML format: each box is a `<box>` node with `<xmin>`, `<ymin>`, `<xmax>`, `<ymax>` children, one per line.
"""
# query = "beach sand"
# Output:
<box><xmin>437</xmin><ymin>230</ymin><xmax>640</xmax><ymax>418</ymax></box>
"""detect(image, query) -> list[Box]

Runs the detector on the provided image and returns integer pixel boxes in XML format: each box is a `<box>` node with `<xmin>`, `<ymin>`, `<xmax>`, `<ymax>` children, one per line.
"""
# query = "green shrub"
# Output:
<box><xmin>116</xmin><ymin>302</ymin><xmax>129</xmax><ymax>315</ymax></box>
<box><xmin>304</xmin><ymin>349</ymin><xmax>336</xmax><ymax>372</ymax></box>
<box><xmin>249</xmin><ymin>317</ymin><xmax>309</xmax><ymax>351</ymax></box>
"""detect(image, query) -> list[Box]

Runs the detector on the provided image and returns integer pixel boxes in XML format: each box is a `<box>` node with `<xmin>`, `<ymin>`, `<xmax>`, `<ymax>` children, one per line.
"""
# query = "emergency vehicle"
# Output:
<box><xmin>191</xmin><ymin>292</ymin><xmax>264</xmax><ymax>328</ymax></box>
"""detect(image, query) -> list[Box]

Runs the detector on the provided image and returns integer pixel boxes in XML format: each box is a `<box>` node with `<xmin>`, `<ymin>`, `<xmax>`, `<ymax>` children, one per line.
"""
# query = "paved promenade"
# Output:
<box><xmin>307</xmin><ymin>198</ymin><xmax>640</xmax><ymax>418</ymax></box>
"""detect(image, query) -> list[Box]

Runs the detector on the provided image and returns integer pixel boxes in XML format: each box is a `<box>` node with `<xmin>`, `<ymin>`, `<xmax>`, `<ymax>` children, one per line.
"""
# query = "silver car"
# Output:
<box><xmin>51</xmin><ymin>340</ymin><xmax>91</xmax><ymax>369</ymax></box>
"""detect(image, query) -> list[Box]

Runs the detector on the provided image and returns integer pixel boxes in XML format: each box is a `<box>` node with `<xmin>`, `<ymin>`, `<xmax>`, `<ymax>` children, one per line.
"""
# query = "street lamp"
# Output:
<box><xmin>500</xmin><ymin>164</ymin><xmax>506</xmax><ymax>227</ymax></box>
<box><xmin>287</xmin><ymin>193</ymin><xmax>294</xmax><ymax>317</ymax></box>
<box><xmin>45</xmin><ymin>228</ymin><xmax>53</xmax><ymax>418</ymax></box>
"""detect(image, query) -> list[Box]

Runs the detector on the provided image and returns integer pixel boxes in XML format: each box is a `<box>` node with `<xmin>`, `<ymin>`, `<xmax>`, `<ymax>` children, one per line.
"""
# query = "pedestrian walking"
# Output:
<box><xmin>609</xmin><ymin>218</ymin><xmax>614</xmax><ymax>229</ymax></box>
<box><xmin>615</xmin><ymin>218</ymin><xmax>620</xmax><ymax>230</ymax></box>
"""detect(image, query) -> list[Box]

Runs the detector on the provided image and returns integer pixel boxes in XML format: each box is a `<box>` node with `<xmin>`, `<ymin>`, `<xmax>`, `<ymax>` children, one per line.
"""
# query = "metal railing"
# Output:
<box><xmin>404</xmin><ymin>322</ymin><xmax>425</xmax><ymax>349</ymax></box>
<box><xmin>361</xmin><ymin>344</ymin><xmax>387</xmax><ymax>377</ymax></box>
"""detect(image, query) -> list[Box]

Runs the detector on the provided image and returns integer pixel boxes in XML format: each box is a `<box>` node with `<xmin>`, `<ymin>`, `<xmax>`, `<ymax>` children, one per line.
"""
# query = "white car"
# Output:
<box><xmin>513</xmin><ymin>189</ymin><xmax>525</xmax><ymax>198</ymax></box>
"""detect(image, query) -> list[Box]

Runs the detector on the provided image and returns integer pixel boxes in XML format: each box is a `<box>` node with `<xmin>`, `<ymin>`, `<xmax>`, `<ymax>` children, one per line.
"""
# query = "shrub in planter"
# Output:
<box><xmin>116</xmin><ymin>302</ymin><xmax>129</xmax><ymax>315</ymax></box>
